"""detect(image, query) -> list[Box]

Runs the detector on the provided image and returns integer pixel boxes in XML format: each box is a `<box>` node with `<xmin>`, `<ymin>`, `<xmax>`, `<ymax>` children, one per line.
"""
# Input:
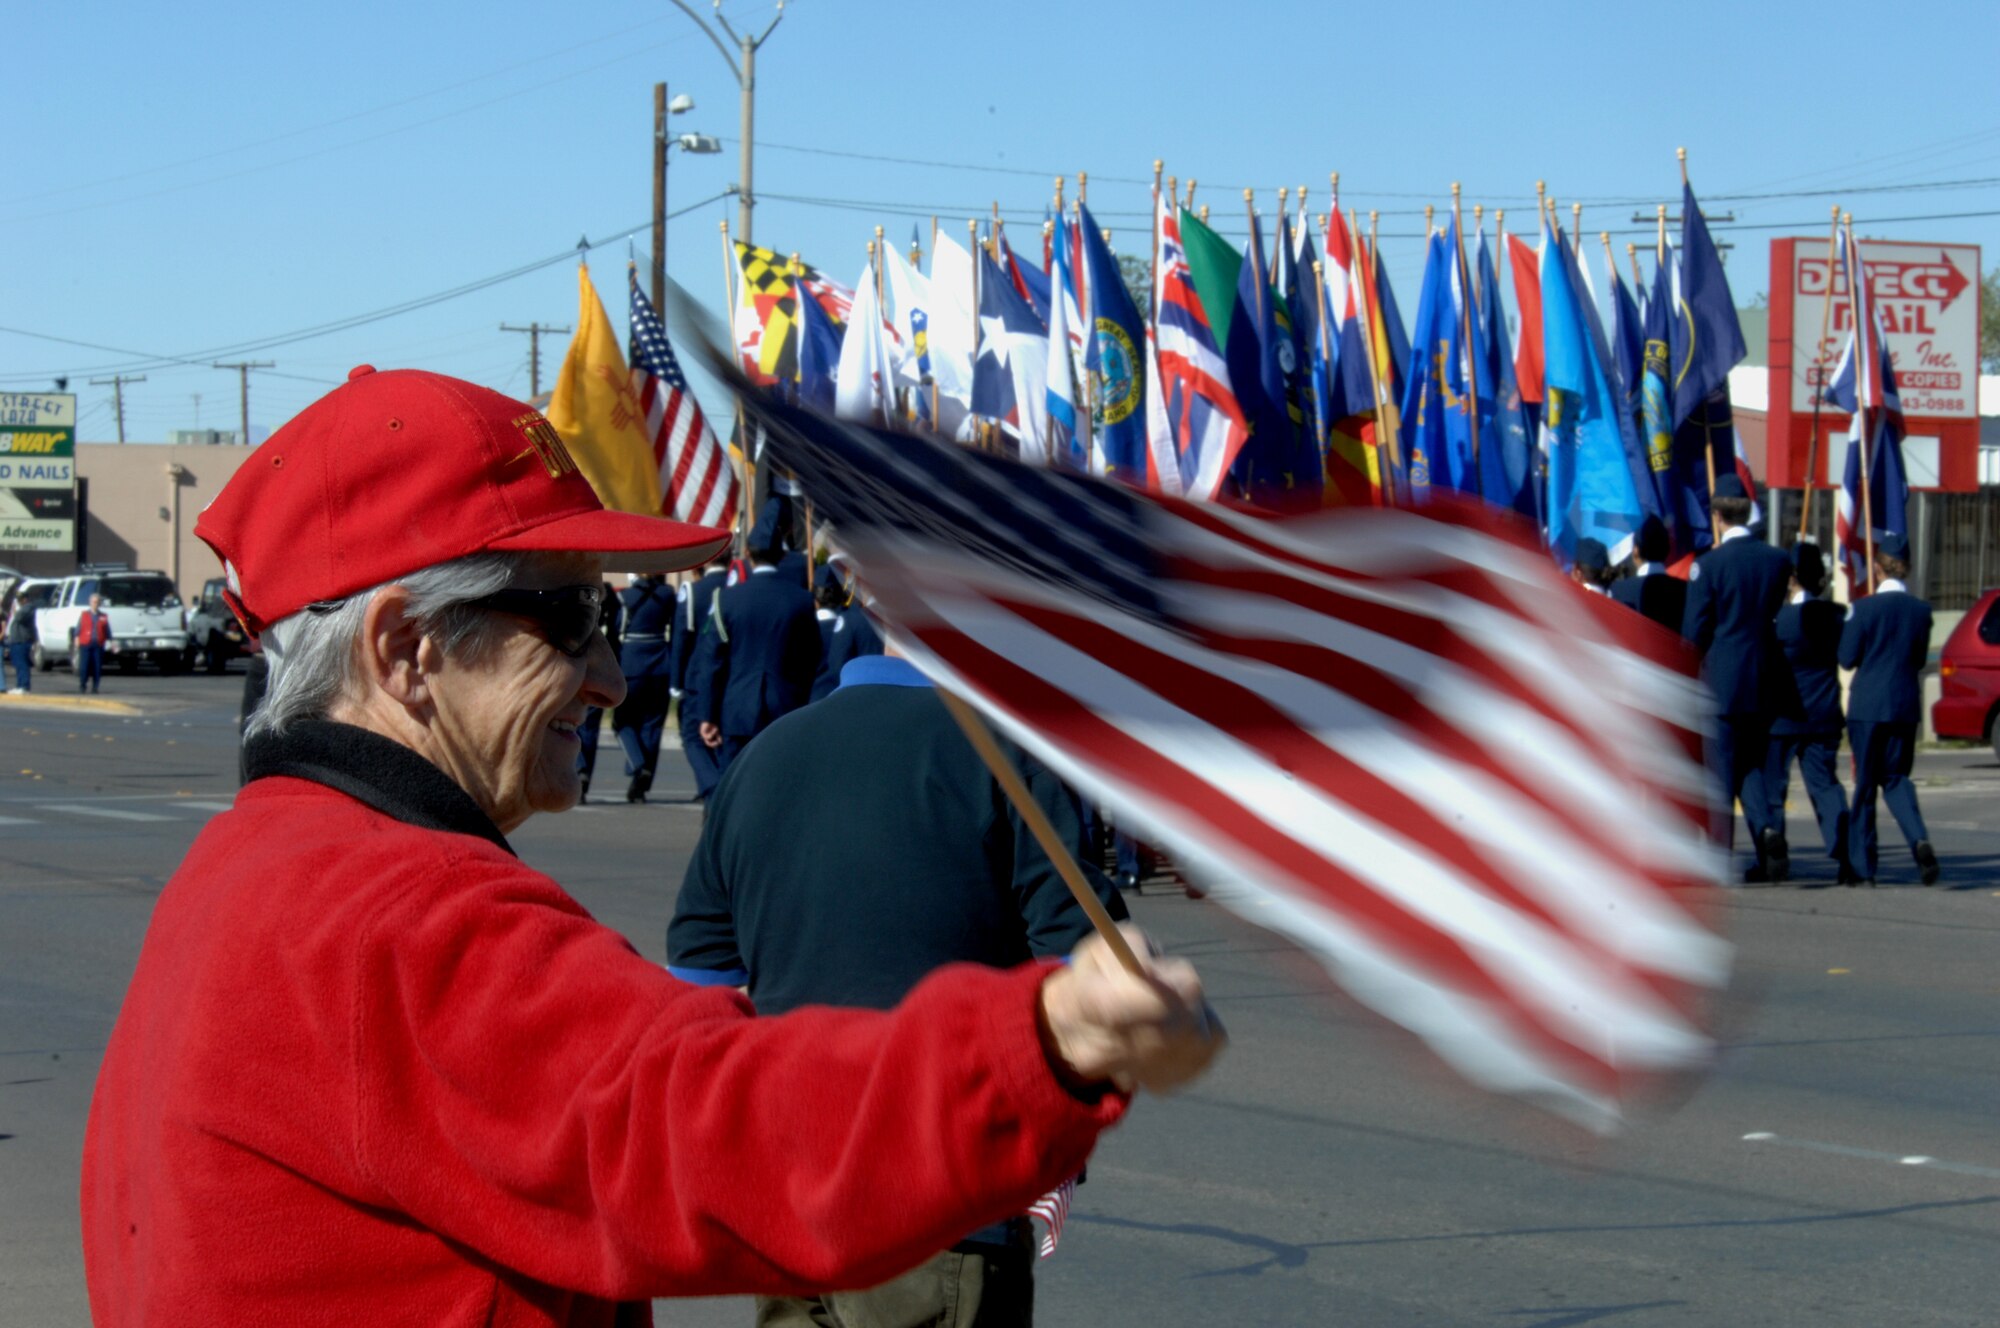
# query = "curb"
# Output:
<box><xmin>0</xmin><ymin>694</ymin><xmax>143</xmax><ymax>717</ymax></box>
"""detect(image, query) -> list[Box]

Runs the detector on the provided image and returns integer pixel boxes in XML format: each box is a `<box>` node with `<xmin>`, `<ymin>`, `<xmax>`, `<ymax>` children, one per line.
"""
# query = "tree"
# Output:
<box><xmin>1982</xmin><ymin>267</ymin><xmax>2000</xmax><ymax>373</ymax></box>
<box><xmin>1118</xmin><ymin>254</ymin><xmax>1150</xmax><ymax>316</ymax></box>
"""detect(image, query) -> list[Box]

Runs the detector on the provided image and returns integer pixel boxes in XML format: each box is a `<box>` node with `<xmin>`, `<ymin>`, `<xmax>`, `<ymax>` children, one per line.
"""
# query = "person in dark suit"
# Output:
<box><xmin>1767</xmin><ymin>543</ymin><xmax>1855</xmax><ymax>886</ymax></box>
<box><xmin>614</xmin><ymin>572</ymin><xmax>676</xmax><ymax>802</ymax></box>
<box><xmin>687</xmin><ymin>506</ymin><xmax>822</xmax><ymax>774</ymax></box>
<box><xmin>575</xmin><ymin>582</ymin><xmax>623</xmax><ymax>802</ymax></box>
<box><xmin>1610</xmin><ymin>515</ymin><xmax>1689</xmax><ymax>634</ymax></box>
<box><xmin>809</xmin><ymin>562</ymin><xmax>885</xmax><ymax>703</ymax></box>
<box><xmin>668</xmin><ymin>649</ymin><xmax>1132</xmax><ymax>1328</ymax></box>
<box><xmin>669</xmin><ymin>549</ymin><xmax>731</xmax><ymax>803</ymax></box>
<box><xmin>1839</xmin><ymin>530</ymin><xmax>1939</xmax><ymax>886</ymax></box>
<box><xmin>1682</xmin><ymin>474</ymin><xmax>1798</xmax><ymax>883</ymax></box>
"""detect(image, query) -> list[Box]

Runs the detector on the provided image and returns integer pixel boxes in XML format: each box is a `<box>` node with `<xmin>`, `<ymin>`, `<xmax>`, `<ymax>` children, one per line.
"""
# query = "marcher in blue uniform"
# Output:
<box><xmin>1839</xmin><ymin>531</ymin><xmax>1940</xmax><ymax>886</ymax></box>
<box><xmin>1682</xmin><ymin>475</ymin><xmax>1798</xmax><ymax>883</ymax></box>
<box><xmin>574</xmin><ymin>581</ymin><xmax>622</xmax><ymax>802</ymax></box>
<box><xmin>614</xmin><ymin>572</ymin><xmax>676</xmax><ymax>802</ymax></box>
<box><xmin>1610</xmin><ymin>516</ymin><xmax>1689</xmax><ymax>634</ymax></box>
<box><xmin>668</xmin><ymin>650</ymin><xmax>1132</xmax><ymax>1328</ymax></box>
<box><xmin>687</xmin><ymin>506</ymin><xmax>822</xmax><ymax>774</ymax></box>
<box><xmin>1767</xmin><ymin>543</ymin><xmax>1856</xmax><ymax>886</ymax></box>
<box><xmin>669</xmin><ymin>549</ymin><xmax>730</xmax><ymax>803</ymax></box>
<box><xmin>809</xmin><ymin>563</ymin><xmax>885</xmax><ymax>703</ymax></box>
<box><xmin>1568</xmin><ymin>538</ymin><xmax>1614</xmax><ymax>596</ymax></box>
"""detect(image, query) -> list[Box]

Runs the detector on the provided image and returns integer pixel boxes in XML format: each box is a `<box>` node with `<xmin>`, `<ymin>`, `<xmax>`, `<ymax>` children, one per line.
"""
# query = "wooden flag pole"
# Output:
<box><xmin>1243</xmin><ymin>190</ymin><xmax>1266</xmax><ymax>326</ymax></box>
<box><xmin>1311</xmin><ymin>258</ymin><xmax>1333</xmax><ymax>459</ymax></box>
<box><xmin>1423</xmin><ymin>203</ymin><xmax>1434</xmax><ymax>237</ymax></box>
<box><xmin>720</xmin><ymin>218</ymin><xmax>753</xmax><ymax>556</ymax></box>
<box><xmin>1570</xmin><ymin>202</ymin><xmax>1583</xmax><ymax>257</ymax></box>
<box><xmin>968</xmin><ymin>219</ymin><xmax>985</xmax><ymax>451</ymax></box>
<box><xmin>1471</xmin><ymin>203</ymin><xmax>1486</xmax><ymax>314</ymax></box>
<box><xmin>1149</xmin><ymin>160</ymin><xmax>1164</xmax><ymax>333</ymax></box>
<box><xmin>937</xmin><ymin>689</ymin><xmax>1144</xmax><ymax>974</ymax></box>
<box><xmin>1599</xmin><ymin>230</ymin><xmax>1618</xmax><ymax>292</ymax></box>
<box><xmin>1678</xmin><ymin>146</ymin><xmax>1689</xmax><ymax>187</ymax></box>
<box><xmin>1626</xmin><ymin>242</ymin><xmax>1643</xmax><ymax>293</ymax></box>
<box><xmin>1451</xmin><ymin>183</ymin><xmax>1483</xmax><ymax>476</ymax></box>
<box><xmin>1842</xmin><ymin>210</ymin><xmax>1877</xmax><ymax>593</ymax></box>
<box><xmin>1185</xmin><ymin>178</ymin><xmax>1197</xmax><ymax>211</ymax></box>
<box><xmin>1077</xmin><ymin>170</ymin><xmax>1088</xmax><ymax>206</ymax></box>
<box><xmin>1799</xmin><ymin>204</ymin><xmax>1843</xmax><ymax>539</ymax></box>
<box><xmin>1198</xmin><ymin>205</ymin><xmax>1209</xmax><ymax>225</ymax></box>
<box><xmin>1656</xmin><ymin>203</ymin><xmax>1667</xmax><ymax>261</ymax></box>
<box><xmin>872</xmin><ymin>227</ymin><xmax>887</xmax><ymax>309</ymax></box>
<box><xmin>1535</xmin><ymin>179</ymin><xmax>1546</xmax><ymax>234</ymax></box>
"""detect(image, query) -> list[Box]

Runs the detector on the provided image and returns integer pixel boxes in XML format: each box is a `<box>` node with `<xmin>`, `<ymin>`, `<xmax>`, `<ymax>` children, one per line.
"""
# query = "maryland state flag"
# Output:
<box><xmin>544</xmin><ymin>262</ymin><xmax>663</xmax><ymax>513</ymax></box>
<box><xmin>733</xmin><ymin>242</ymin><xmax>852</xmax><ymax>387</ymax></box>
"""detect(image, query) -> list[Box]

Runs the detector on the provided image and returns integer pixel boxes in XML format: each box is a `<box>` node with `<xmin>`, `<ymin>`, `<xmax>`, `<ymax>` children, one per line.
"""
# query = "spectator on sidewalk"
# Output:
<box><xmin>75</xmin><ymin>593</ymin><xmax>112</xmax><ymax>694</ymax></box>
<box><xmin>3</xmin><ymin>589</ymin><xmax>33</xmax><ymax>693</ymax></box>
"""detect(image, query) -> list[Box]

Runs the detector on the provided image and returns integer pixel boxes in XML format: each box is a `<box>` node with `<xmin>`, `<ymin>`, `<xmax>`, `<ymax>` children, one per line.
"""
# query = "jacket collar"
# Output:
<box><xmin>242</xmin><ymin>719</ymin><xmax>513</xmax><ymax>855</ymax></box>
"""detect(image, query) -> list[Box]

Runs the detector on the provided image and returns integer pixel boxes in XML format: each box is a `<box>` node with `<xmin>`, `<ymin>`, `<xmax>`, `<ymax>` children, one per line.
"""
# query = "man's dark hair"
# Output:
<box><xmin>1711</xmin><ymin>496</ymin><xmax>1753</xmax><ymax>528</ymax></box>
<box><xmin>1635</xmin><ymin>518</ymin><xmax>1671</xmax><ymax>565</ymax></box>
<box><xmin>749</xmin><ymin>545</ymin><xmax>783</xmax><ymax>569</ymax></box>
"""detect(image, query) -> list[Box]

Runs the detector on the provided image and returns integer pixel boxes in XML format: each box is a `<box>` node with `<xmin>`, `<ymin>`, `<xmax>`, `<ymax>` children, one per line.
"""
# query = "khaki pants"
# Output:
<box><xmin>755</xmin><ymin>1232</ymin><xmax>1035</xmax><ymax>1328</ymax></box>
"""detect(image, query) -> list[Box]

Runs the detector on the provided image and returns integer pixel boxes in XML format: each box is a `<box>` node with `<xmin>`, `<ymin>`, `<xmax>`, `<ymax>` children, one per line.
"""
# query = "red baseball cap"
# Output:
<box><xmin>196</xmin><ymin>366</ymin><xmax>730</xmax><ymax>634</ymax></box>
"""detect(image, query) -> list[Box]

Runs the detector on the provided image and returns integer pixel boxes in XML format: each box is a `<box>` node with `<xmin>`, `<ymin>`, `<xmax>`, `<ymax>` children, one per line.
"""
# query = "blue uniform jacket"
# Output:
<box><xmin>689</xmin><ymin>568</ymin><xmax>823</xmax><ymax>737</ymax></box>
<box><xmin>1609</xmin><ymin>572</ymin><xmax>1689</xmax><ymax>636</ymax></box>
<box><xmin>1772</xmin><ymin>597</ymin><xmax>1847</xmax><ymax>735</ymax></box>
<box><xmin>616</xmin><ymin>579</ymin><xmax>676</xmax><ymax>680</ymax></box>
<box><xmin>669</xmin><ymin>569</ymin><xmax>727</xmax><ymax>696</ymax></box>
<box><xmin>810</xmin><ymin>606</ymin><xmax>886</xmax><ymax>703</ymax></box>
<box><xmin>1682</xmin><ymin>532</ymin><xmax>1797</xmax><ymax>717</ymax></box>
<box><xmin>1839</xmin><ymin>588</ymin><xmax>1932</xmax><ymax>724</ymax></box>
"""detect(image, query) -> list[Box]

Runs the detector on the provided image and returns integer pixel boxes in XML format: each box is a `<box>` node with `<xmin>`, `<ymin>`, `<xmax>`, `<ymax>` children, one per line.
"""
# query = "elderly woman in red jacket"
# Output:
<box><xmin>80</xmin><ymin>366</ymin><xmax>1219</xmax><ymax>1328</ymax></box>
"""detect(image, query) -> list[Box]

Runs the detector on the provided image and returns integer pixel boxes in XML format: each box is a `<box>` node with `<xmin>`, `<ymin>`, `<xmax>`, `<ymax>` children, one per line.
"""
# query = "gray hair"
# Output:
<box><xmin>245</xmin><ymin>551</ymin><xmax>531</xmax><ymax>741</ymax></box>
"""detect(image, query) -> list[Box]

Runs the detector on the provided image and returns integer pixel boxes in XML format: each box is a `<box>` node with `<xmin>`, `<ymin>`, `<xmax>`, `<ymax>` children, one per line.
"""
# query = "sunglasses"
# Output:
<box><xmin>464</xmin><ymin>584</ymin><xmax>604</xmax><ymax>657</ymax></box>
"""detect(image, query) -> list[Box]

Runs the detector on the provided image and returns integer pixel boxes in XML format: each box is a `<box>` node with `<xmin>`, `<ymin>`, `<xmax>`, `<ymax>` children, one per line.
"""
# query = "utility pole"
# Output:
<box><xmin>212</xmin><ymin>361</ymin><xmax>273</xmax><ymax>445</ymax></box>
<box><xmin>669</xmin><ymin>0</ymin><xmax>786</xmax><ymax>246</ymax></box>
<box><xmin>654</xmin><ymin>82</ymin><xmax>669</xmax><ymax>313</ymax></box>
<box><xmin>500</xmin><ymin>323</ymin><xmax>570</xmax><ymax>399</ymax></box>
<box><xmin>89</xmin><ymin>373</ymin><xmax>146</xmax><ymax>444</ymax></box>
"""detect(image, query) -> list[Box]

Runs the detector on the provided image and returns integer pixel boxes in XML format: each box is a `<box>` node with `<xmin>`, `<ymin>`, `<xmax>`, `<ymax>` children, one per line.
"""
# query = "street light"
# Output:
<box><xmin>668</xmin><ymin>0</ymin><xmax>787</xmax><ymax>245</ymax></box>
<box><xmin>677</xmin><ymin>133</ymin><xmax>722</xmax><ymax>154</ymax></box>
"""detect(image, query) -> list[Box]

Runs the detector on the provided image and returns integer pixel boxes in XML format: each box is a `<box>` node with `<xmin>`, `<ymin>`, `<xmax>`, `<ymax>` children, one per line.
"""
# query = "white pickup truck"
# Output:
<box><xmin>34</xmin><ymin>568</ymin><xmax>192</xmax><ymax>673</ymax></box>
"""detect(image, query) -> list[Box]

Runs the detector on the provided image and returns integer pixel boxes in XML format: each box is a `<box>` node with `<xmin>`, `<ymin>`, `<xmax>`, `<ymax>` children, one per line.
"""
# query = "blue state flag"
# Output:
<box><xmin>1641</xmin><ymin>242</ymin><xmax>1714</xmax><ymax>557</ymax></box>
<box><xmin>794</xmin><ymin>280</ymin><xmax>844</xmax><ymax>411</ymax></box>
<box><xmin>1475</xmin><ymin>230</ymin><xmax>1536</xmax><ymax>518</ymax></box>
<box><xmin>971</xmin><ymin>249</ymin><xmax>1047</xmax><ymax>428</ymax></box>
<box><xmin>1542</xmin><ymin>219</ymin><xmax>1646</xmax><ymax>563</ymax></box>
<box><xmin>1671</xmin><ymin>180</ymin><xmax>1747</xmax><ymax>428</ymax></box>
<box><xmin>1223</xmin><ymin>216</ymin><xmax>1306</xmax><ymax>508</ymax></box>
<box><xmin>1075</xmin><ymin>202</ymin><xmax>1149</xmax><ymax>481</ymax></box>
<box><xmin>1398</xmin><ymin>232</ymin><xmax>1453</xmax><ymax>502</ymax></box>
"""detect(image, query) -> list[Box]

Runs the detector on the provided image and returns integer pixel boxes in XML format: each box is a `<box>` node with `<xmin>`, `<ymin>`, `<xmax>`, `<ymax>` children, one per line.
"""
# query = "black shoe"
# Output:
<box><xmin>625</xmin><ymin>776</ymin><xmax>645</xmax><ymax>804</ymax></box>
<box><xmin>1914</xmin><ymin>841</ymin><xmax>1941</xmax><ymax>886</ymax></box>
<box><xmin>578</xmin><ymin>777</ymin><xmax>590</xmax><ymax>804</ymax></box>
<box><xmin>1835</xmin><ymin>863</ymin><xmax>1863</xmax><ymax>887</ymax></box>
<box><xmin>1112</xmin><ymin>872</ymin><xmax>1141</xmax><ymax>893</ymax></box>
<box><xmin>1742</xmin><ymin>863</ymin><xmax>1770</xmax><ymax>885</ymax></box>
<box><xmin>1761</xmin><ymin>829</ymin><xmax>1790</xmax><ymax>885</ymax></box>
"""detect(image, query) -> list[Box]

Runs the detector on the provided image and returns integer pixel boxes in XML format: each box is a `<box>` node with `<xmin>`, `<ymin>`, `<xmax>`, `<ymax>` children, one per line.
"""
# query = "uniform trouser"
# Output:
<box><xmin>76</xmin><ymin>644</ymin><xmax>103</xmax><ymax>692</ymax></box>
<box><xmin>1847</xmin><ymin>720</ymin><xmax>1929</xmax><ymax>877</ymax></box>
<box><xmin>1711</xmin><ymin>713</ymin><xmax>1776</xmax><ymax>855</ymax></box>
<box><xmin>1768</xmin><ymin>731</ymin><xmax>1850</xmax><ymax>867</ymax></box>
<box><xmin>613</xmin><ymin>677</ymin><xmax>671</xmax><ymax>792</ymax></box>
<box><xmin>575</xmin><ymin>707</ymin><xmax>604</xmax><ymax>783</ymax></box>
<box><xmin>7</xmin><ymin>641</ymin><xmax>29</xmax><ymax>690</ymax></box>
<box><xmin>754</xmin><ymin>1225</ymin><xmax>1035</xmax><ymax>1328</ymax></box>
<box><xmin>678</xmin><ymin>710</ymin><xmax>723</xmax><ymax>800</ymax></box>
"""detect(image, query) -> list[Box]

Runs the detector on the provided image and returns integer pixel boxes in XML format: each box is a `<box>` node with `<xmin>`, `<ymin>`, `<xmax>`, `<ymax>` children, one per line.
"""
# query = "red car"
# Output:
<box><xmin>1934</xmin><ymin>587</ymin><xmax>2000</xmax><ymax>759</ymax></box>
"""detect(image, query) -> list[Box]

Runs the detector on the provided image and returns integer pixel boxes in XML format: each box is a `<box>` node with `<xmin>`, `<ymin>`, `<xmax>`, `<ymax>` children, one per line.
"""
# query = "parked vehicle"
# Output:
<box><xmin>185</xmin><ymin>577</ymin><xmax>251</xmax><ymax>672</ymax></box>
<box><xmin>34</xmin><ymin>567</ymin><xmax>192</xmax><ymax>673</ymax></box>
<box><xmin>1933</xmin><ymin>587</ymin><xmax>2000</xmax><ymax>760</ymax></box>
<box><xmin>9</xmin><ymin>577</ymin><xmax>60</xmax><ymax>665</ymax></box>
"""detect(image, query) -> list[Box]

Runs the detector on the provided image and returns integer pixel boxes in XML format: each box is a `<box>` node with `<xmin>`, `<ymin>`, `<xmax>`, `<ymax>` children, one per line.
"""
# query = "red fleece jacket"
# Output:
<box><xmin>81</xmin><ymin>775</ymin><xmax>1124</xmax><ymax>1326</ymax></box>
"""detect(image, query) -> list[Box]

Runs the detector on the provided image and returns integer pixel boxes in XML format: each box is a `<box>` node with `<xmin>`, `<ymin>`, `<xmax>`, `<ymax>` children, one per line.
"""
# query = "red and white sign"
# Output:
<box><xmin>1766</xmin><ymin>236</ymin><xmax>1982</xmax><ymax>492</ymax></box>
<box><xmin>1785</xmin><ymin>239</ymin><xmax>1979</xmax><ymax>419</ymax></box>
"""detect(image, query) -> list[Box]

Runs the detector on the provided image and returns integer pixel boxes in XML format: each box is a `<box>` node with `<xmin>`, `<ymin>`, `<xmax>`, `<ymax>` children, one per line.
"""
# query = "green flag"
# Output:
<box><xmin>1177</xmin><ymin>208</ymin><xmax>1243</xmax><ymax>355</ymax></box>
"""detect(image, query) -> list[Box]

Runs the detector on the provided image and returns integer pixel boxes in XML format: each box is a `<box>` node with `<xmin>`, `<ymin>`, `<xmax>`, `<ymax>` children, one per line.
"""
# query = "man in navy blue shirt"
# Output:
<box><xmin>1682</xmin><ymin>475</ymin><xmax>1798</xmax><ymax>882</ymax></box>
<box><xmin>686</xmin><ymin>505</ymin><xmax>822</xmax><ymax>773</ymax></box>
<box><xmin>614</xmin><ymin>572</ymin><xmax>676</xmax><ymax>802</ymax></box>
<box><xmin>1839</xmin><ymin>530</ymin><xmax>1939</xmax><ymax>886</ymax></box>
<box><xmin>668</xmin><ymin>649</ymin><xmax>1131</xmax><ymax>1328</ymax></box>
<box><xmin>809</xmin><ymin>562</ymin><xmax>884</xmax><ymax>703</ymax></box>
<box><xmin>1610</xmin><ymin>516</ymin><xmax>1688</xmax><ymax>634</ymax></box>
<box><xmin>669</xmin><ymin>549</ymin><xmax>730</xmax><ymax>803</ymax></box>
<box><xmin>1767</xmin><ymin>543</ymin><xmax>1855</xmax><ymax>886</ymax></box>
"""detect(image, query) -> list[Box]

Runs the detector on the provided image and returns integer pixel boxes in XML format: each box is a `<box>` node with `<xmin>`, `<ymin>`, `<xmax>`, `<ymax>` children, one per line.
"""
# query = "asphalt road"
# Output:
<box><xmin>4</xmin><ymin>670</ymin><xmax>1999</xmax><ymax>1326</ymax></box>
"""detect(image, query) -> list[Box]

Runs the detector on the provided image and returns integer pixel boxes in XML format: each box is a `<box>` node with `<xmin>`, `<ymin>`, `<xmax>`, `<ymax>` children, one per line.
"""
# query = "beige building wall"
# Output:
<box><xmin>6</xmin><ymin>443</ymin><xmax>254</xmax><ymax>604</ymax></box>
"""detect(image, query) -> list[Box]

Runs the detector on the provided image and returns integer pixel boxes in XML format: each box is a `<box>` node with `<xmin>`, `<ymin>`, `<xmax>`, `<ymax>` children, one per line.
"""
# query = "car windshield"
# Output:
<box><xmin>19</xmin><ymin>584</ymin><xmax>56</xmax><ymax>609</ymax></box>
<box><xmin>100</xmin><ymin>576</ymin><xmax>180</xmax><ymax>608</ymax></box>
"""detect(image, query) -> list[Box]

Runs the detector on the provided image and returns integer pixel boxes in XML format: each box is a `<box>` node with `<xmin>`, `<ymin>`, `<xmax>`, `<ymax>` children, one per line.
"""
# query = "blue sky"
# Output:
<box><xmin>7</xmin><ymin>0</ymin><xmax>1997</xmax><ymax>441</ymax></box>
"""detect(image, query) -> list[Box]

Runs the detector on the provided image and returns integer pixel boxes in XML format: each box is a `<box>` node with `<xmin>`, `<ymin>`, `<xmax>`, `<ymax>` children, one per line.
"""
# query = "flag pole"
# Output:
<box><xmin>1242</xmin><ymin>190</ymin><xmax>1266</xmax><ymax>328</ymax></box>
<box><xmin>873</xmin><ymin>226</ymin><xmax>887</xmax><ymax>310</ymax></box>
<box><xmin>1357</xmin><ymin>207</ymin><xmax>1402</xmax><ymax>507</ymax></box>
<box><xmin>1311</xmin><ymin>256</ymin><xmax>1334</xmax><ymax>465</ymax></box>
<box><xmin>1843</xmin><ymin>210</ymin><xmax>1876</xmax><ymax>593</ymax></box>
<box><xmin>1184</xmin><ymin>178</ymin><xmax>1196</xmax><ymax>212</ymax></box>
<box><xmin>1626</xmin><ymin>242</ymin><xmax>1643</xmax><ymax>294</ymax></box>
<box><xmin>1799</xmin><ymin>204</ymin><xmax>1842</xmax><ymax>541</ymax></box>
<box><xmin>937</xmin><ymin>689</ymin><xmax>1144</xmax><ymax>975</ymax></box>
<box><xmin>720</xmin><ymin>217</ymin><xmax>752</xmax><ymax>557</ymax></box>
<box><xmin>1451</xmin><ymin>182</ymin><xmax>1482</xmax><ymax>478</ymax></box>
<box><xmin>1148</xmin><ymin>161</ymin><xmax>1163</xmax><ymax>333</ymax></box>
<box><xmin>969</xmin><ymin>218</ymin><xmax>986</xmax><ymax>451</ymax></box>
<box><xmin>1570</xmin><ymin>203</ymin><xmax>1583</xmax><ymax>258</ymax></box>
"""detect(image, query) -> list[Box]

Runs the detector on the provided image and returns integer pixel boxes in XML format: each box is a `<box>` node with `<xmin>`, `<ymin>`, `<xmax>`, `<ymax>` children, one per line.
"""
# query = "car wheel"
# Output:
<box><xmin>204</xmin><ymin>634</ymin><xmax>227</xmax><ymax>673</ymax></box>
<box><xmin>161</xmin><ymin>650</ymin><xmax>189</xmax><ymax>676</ymax></box>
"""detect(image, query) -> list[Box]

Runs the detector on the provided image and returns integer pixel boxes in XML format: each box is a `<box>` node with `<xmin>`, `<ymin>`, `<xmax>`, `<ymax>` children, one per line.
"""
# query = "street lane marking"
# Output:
<box><xmin>36</xmin><ymin>804</ymin><xmax>176</xmax><ymax>823</ymax></box>
<box><xmin>177</xmin><ymin>801</ymin><xmax>234</xmax><ymax>812</ymax></box>
<box><xmin>0</xmin><ymin>815</ymin><xmax>36</xmax><ymax>826</ymax></box>
<box><xmin>1742</xmin><ymin>1131</ymin><xmax>2000</xmax><ymax>1179</ymax></box>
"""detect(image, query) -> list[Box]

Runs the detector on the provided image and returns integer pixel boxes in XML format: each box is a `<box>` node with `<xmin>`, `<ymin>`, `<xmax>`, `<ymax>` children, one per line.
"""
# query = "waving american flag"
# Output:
<box><xmin>630</xmin><ymin>270</ymin><xmax>737</xmax><ymax>530</ymax></box>
<box><xmin>741</xmin><ymin>386</ymin><xmax>1730</xmax><ymax>1131</ymax></box>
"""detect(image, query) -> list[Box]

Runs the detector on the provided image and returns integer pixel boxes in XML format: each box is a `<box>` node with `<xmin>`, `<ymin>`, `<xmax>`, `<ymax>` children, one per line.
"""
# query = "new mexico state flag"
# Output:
<box><xmin>544</xmin><ymin>263</ymin><xmax>663</xmax><ymax>514</ymax></box>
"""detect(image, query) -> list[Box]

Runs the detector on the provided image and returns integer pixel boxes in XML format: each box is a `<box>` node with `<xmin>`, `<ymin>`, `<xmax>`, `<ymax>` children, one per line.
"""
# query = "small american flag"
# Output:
<box><xmin>744</xmin><ymin>389</ymin><xmax>1731</xmax><ymax>1132</ymax></box>
<box><xmin>630</xmin><ymin>270</ymin><xmax>738</xmax><ymax>530</ymax></box>
<box><xmin>1026</xmin><ymin>1177</ymin><xmax>1076</xmax><ymax>1259</ymax></box>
